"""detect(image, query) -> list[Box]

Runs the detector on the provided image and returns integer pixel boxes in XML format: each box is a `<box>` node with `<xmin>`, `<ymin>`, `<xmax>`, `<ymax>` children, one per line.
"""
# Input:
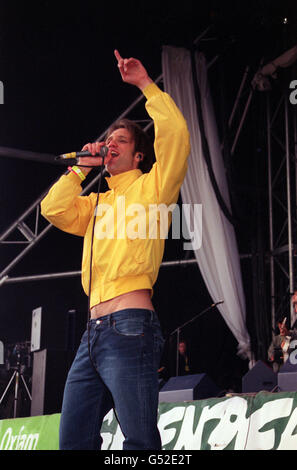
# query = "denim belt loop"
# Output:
<box><xmin>150</xmin><ymin>309</ymin><xmax>154</xmax><ymax>323</ymax></box>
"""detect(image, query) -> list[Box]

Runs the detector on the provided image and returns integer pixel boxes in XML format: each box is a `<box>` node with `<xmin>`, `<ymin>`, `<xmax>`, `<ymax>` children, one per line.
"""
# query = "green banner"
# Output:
<box><xmin>0</xmin><ymin>413</ymin><xmax>60</xmax><ymax>450</ymax></box>
<box><xmin>101</xmin><ymin>391</ymin><xmax>297</xmax><ymax>450</ymax></box>
<box><xmin>1</xmin><ymin>391</ymin><xmax>297</xmax><ymax>450</ymax></box>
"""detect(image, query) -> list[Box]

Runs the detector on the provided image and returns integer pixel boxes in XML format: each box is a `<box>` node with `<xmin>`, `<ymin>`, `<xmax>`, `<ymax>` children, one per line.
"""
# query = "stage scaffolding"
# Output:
<box><xmin>265</xmin><ymin>70</ymin><xmax>297</xmax><ymax>330</ymax></box>
<box><xmin>225</xmin><ymin>55</ymin><xmax>297</xmax><ymax>353</ymax></box>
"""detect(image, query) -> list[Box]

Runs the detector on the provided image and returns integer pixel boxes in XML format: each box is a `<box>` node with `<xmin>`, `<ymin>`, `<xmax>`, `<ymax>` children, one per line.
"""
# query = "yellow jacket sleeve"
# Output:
<box><xmin>40</xmin><ymin>171</ymin><xmax>95</xmax><ymax>236</ymax></box>
<box><xmin>142</xmin><ymin>83</ymin><xmax>190</xmax><ymax>205</ymax></box>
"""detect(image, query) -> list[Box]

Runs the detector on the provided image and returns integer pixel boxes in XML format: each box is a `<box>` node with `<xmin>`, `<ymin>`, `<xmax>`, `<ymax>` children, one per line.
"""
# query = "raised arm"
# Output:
<box><xmin>114</xmin><ymin>49</ymin><xmax>153</xmax><ymax>91</ymax></box>
<box><xmin>142</xmin><ymin>88</ymin><xmax>190</xmax><ymax>206</ymax></box>
<box><xmin>115</xmin><ymin>49</ymin><xmax>190</xmax><ymax>205</ymax></box>
<box><xmin>76</xmin><ymin>50</ymin><xmax>153</xmax><ymax>176</ymax></box>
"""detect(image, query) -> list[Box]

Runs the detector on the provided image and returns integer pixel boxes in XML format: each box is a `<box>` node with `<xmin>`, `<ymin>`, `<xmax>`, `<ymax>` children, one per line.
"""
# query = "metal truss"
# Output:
<box><xmin>224</xmin><ymin>53</ymin><xmax>297</xmax><ymax>339</ymax></box>
<box><xmin>266</xmin><ymin>73</ymin><xmax>297</xmax><ymax>329</ymax></box>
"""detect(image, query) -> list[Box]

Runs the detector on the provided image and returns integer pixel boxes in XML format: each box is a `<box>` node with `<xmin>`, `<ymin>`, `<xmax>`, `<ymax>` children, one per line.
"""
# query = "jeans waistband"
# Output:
<box><xmin>88</xmin><ymin>308</ymin><xmax>157</xmax><ymax>327</ymax></box>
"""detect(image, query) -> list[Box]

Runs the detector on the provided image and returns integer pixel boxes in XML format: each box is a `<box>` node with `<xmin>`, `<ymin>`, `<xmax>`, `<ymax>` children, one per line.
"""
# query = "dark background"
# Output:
<box><xmin>0</xmin><ymin>0</ymin><xmax>297</xmax><ymax>408</ymax></box>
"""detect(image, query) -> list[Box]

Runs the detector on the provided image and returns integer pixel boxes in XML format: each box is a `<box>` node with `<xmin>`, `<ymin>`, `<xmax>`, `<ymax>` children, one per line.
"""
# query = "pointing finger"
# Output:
<box><xmin>114</xmin><ymin>49</ymin><xmax>122</xmax><ymax>63</ymax></box>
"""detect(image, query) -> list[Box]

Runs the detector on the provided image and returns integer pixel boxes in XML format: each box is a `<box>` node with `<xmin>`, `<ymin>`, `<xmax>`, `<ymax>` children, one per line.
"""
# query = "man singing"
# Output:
<box><xmin>41</xmin><ymin>50</ymin><xmax>190</xmax><ymax>450</ymax></box>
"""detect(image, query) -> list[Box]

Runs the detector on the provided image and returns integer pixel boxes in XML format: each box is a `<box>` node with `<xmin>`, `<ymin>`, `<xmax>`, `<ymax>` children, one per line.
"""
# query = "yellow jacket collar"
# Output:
<box><xmin>105</xmin><ymin>169</ymin><xmax>142</xmax><ymax>192</ymax></box>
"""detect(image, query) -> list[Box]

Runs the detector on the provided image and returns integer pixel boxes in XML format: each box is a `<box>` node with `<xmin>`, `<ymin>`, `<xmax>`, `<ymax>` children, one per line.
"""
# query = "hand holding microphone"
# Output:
<box><xmin>77</xmin><ymin>142</ymin><xmax>111</xmax><ymax>169</ymax></box>
<box><xmin>57</xmin><ymin>142</ymin><xmax>111</xmax><ymax>175</ymax></box>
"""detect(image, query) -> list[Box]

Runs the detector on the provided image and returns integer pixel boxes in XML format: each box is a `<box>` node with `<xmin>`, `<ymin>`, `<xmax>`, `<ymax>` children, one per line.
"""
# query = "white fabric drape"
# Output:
<box><xmin>162</xmin><ymin>46</ymin><xmax>251</xmax><ymax>359</ymax></box>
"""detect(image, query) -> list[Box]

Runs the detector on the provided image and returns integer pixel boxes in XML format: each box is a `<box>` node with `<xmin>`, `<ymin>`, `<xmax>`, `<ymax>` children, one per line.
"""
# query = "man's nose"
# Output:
<box><xmin>108</xmin><ymin>141</ymin><xmax>118</xmax><ymax>150</ymax></box>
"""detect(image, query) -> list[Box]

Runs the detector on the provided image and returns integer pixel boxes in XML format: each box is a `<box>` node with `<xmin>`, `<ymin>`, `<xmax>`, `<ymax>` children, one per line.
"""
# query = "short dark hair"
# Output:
<box><xmin>105</xmin><ymin>118</ymin><xmax>155</xmax><ymax>173</ymax></box>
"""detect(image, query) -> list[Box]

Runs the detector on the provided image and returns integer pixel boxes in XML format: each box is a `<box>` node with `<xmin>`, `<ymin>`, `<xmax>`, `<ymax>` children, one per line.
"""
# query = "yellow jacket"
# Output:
<box><xmin>41</xmin><ymin>83</ymin><xmax>190</xmax><ymax>308</ymax></box>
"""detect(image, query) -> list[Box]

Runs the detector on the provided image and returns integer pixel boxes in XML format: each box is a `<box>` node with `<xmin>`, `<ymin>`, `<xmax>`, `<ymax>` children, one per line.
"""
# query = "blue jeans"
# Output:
<box><xmin>59</xmin><ymin>308</ymin><xmax>164</xmax><ymax>450</ymax></box>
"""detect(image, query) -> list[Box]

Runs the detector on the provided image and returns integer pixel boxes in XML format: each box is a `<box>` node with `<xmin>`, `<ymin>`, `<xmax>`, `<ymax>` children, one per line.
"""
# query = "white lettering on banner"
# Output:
<box><xmin>156</xmin><ymin>406</ymin><xmax>186</xmax><ymax>448</ymax></box>
<box><xmin>278</xmin><ymin>406</ymin><xmax>297</xmax><ymax>450</ymax></box>
<box><xmin>101</xmin><ymin>409</ymin><xmax>125</xmax><ymax>450</ymax></box>
<box><xmin>173</xmin><ymin>405</ymin><xmax>197</xmax><ymax>449</ymax></box>
<box><xmin>101</xmin><ymin>409</ymin><xmax>114</xmax><ymax>449</ymax></box>
<box><xmin>2</xmin><ymin>394</ymin><xmax>297</xmax><ymax>450</ymax></box>
<box><xmin>100</xmin><ymin>395</ymin><xmax>297</xmax><ymax>450</ymax></box>
<box><xmin>177</xmin><ymin>398</ymin><xmax>248</xmax><ymax>450</ymax></box>
<box><xmin>108</xmin><ymin>420</ymin><xmax>125</xmax><ymax>450</ymax></box>
<box><xmin>245</xmin><ymin>398</ymin><xmax>293</xmax><ymax>450</ymax></box>
<box><xmin>207</xmin><ymin>397</ymin><xmax>249</xmax><ymax>450</ymax></box>
<box><xmin>0</xmin><ymin>426</ymin><xmax>39</xmax><ymax>450</ymax></box>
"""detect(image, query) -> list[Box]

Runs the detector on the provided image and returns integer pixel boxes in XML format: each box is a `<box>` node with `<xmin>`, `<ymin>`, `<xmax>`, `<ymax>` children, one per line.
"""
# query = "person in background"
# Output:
<box><xmin>268</xmin><ymin>314</ymin><xmax>297</xmax><ymax>372</ymax></box>
<box><xmin>177</xmin><ymin>340</ymin><xmax>191</xmax><ymax>375</ymax></box>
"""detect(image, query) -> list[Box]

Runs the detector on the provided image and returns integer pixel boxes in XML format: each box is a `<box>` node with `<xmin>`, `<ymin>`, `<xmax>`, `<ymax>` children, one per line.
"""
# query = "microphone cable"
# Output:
<box><xmin>83</xmin><ymin>148</ymin><xmax>108</xmax><ymax>374</ymax></box>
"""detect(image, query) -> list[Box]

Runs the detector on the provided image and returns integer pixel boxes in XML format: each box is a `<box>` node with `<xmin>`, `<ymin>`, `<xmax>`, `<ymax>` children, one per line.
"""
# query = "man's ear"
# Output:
<box><xmin>134</xmin><ymin>153</ymin><xmax>144</xmax><ymax>168</ymax></box>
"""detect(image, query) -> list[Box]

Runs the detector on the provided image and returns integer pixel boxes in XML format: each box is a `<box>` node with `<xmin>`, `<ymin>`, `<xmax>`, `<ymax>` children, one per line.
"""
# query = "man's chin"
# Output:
<box><xmin>105</xmin><ymin>164</ymin><xmax>121</xmax><ymax>176</ymax></box>
<box><xmin>105</xmin><ymin>162</ymin><xmax>116</xmax><ymax>173</ymax></box>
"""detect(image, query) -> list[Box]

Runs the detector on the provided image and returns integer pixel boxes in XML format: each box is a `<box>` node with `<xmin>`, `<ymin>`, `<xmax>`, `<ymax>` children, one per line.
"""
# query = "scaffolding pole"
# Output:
<box><xmin>1</xmin><ymin>258</ymin><xmax>198</xmax><ymax>285</ymax></box>
<box><xmin>266</xmin><ymin>77</ymin><xmax>297</xmax><ymax>329</ymax></box>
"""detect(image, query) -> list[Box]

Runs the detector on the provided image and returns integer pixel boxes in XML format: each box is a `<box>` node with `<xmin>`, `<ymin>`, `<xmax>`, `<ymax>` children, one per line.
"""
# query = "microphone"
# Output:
<box><xmin>56</xmin><ymin>145</ymin><xmax>109</xmax><ymax>161</ymax></box>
